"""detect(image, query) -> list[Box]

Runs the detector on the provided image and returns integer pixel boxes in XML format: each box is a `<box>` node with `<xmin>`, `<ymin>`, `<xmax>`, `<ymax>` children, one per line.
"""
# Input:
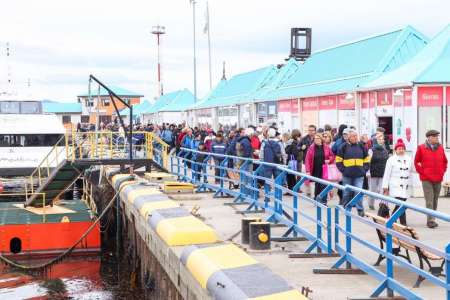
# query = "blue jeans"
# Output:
<box><xmin>262</xmin><ymin>166</ymin><xmax>281</xmax><ymax>201</ymax></box>
<box><xmin>342</xmin><ymin>176</ymin><xmax>364</xmax><ymax>211</ymax></box>
<box><xmin>193</xmin><ymin>162</ymin><xmax>207</xmax><ymax>183</ymax></box>
<box><xmin>240</xmin><ymin>162</ymin><xmax>253</xmax><ymax>197</ymax></box>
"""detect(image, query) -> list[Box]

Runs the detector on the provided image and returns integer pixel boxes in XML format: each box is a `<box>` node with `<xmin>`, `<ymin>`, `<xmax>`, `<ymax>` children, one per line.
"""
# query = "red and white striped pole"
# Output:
<box><xmin>152</xmin><ymin>25</ymin><xmax>166</xmax><ymax>97</ymax></box>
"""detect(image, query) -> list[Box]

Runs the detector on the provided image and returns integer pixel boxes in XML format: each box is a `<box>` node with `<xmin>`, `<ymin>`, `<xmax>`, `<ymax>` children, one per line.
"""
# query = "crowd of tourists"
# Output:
<box><xmin>79</xmin><ymin>121</ymin><xmax>447</xmax><ymax>229</ymax></box>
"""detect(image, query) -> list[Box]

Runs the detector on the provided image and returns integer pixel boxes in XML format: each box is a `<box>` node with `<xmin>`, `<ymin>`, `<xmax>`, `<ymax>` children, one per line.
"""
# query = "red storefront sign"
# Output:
<box><xmin>446</xmin><ymin>87</ymin><xmax>450</xmax><ymax>105</ymax></box>
<box><xmin>377</xmin><ymin>90</ymin><xmax>393</xmax><ymax>106</ymax></box>
<box><xmin>418</xmin><ymin>86</ymin><xmax>443</xmax><ymax>107</ymax></box>
<box><xmin>404</xmin><ymin>90</ymin><xmax>412</xmax><ymax>106</ymax></box>
<box><xmin>291</xmin><ymin>99</ymin><xmax>299</xmax><ymax>113</ymax></box>
<box><xmin>393</xmin><ymin>89</ymin><xmax>413</xmax><ymax>107</ymax></box>
<box><xmin>360</xmin><ymin>92</ymin><xmax>369</xmax><ymax>109</ymax></box>
<box><xmin>302</xmin><ymin>97</ymin><xmax>319</xmax><ymax>111</ymax></box>
<box><xmin>318</xmin><ymin>96</ymin><xmax>337</xmax><ymax>110</ymax></box>
<box><xmin>278</xmin><ymin>100</ymin><xmax>291</xmax><ymax>112</ymax></box>
<box><xmin>337</xmin><ymin>94</ymin><xmax>355</xmax><ymax>110</ymax></box>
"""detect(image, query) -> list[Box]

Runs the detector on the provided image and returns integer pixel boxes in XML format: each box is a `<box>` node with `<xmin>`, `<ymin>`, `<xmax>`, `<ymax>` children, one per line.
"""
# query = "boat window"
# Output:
<box><xmin>0</xmin><ymin>134</ymin><xmax>62</xmax><ymax>147</ymax></box>
<box><xmin>20</xmin><ymin>102</ymin><xmax>41</xmax><ymax>114</ymax></box>
<box><xmin>0</xmin><ymin>101</ymin><xmax>20</xmax><ymax>114</ymax></box>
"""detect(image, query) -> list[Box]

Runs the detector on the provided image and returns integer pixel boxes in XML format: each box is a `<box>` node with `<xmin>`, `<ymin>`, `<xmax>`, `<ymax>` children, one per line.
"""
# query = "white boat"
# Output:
<box><xmin>0</xmin><ymin>99</ymin><xmax>65</xmax><ymax>176</ymax></box>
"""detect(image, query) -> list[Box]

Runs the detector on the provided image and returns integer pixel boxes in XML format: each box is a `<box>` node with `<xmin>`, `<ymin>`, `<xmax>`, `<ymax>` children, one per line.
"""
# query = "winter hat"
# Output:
<box><xmin>394</xmin><ymin>138</ymin><xmax>406</xmax><ymax>150</ymax></box>
<box><xmin>268</xmin><ymin>128</ymin><xmax>277</xmax><ymax>138</ymax></box>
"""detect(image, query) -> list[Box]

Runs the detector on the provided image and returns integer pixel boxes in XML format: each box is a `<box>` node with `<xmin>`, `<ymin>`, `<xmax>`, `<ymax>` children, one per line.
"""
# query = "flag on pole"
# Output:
<box><xmin>203</xmin><ymin>2</ymin><xmax>209</xmax><ymax>34</ymax></box>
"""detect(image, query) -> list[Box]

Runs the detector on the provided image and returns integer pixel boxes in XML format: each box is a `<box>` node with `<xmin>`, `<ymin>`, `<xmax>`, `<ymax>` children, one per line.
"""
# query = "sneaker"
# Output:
<box><xmin>427</xmin><ymin>221</ymin><xmax>439</xmax><ymax>229</ymax></box>
<box><xmin>357</xmin><ymin>210</ymin><xmax>365</xmax><ymax>217</ymax></box>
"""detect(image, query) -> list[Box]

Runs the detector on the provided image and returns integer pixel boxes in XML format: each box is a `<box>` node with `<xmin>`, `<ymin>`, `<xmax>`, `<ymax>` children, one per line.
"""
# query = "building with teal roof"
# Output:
<box><xmin>358</xmin><ymin>24</ymin><xmax>450</xmax><ymax>152</ymax></box>
<box><xmin>186</xmin><ymin>26</ymin><xmax>430</xmax><ymax>132</ymax></box>
<box><xmin>187</xmin><ymin>65</ymin><xmax>278</xmax><ymax>129</ymax></box>
<box><xmin>141</xmin><ymin>89</ymin><xmax>196</xmax><ymax>125</ymax></box>
<box><xmin>77</xmin><ymin>86</ymin><xmax>144</xmax><ymax>98</ymax></box>
<box><xmin>41</xmin><ymin>101</ymin><xmax>82</xmax><ymax>129</ymax></box>
<box><xmin>77</xmin><ymin>85</ymin><xmax>144</xmax><ymax>125</ymax></box>
<box><xmin>268</xmin><ymin>26</ymin><xmax>428</xmax><ymax>100</ymax></box>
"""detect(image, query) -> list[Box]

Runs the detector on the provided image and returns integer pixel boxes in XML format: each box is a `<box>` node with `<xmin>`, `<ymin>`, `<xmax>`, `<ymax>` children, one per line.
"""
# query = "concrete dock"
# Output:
<box><xmin>99</xmin><ymin>167</ymin><xmax>449</xmax><ymax>300</ymax></box>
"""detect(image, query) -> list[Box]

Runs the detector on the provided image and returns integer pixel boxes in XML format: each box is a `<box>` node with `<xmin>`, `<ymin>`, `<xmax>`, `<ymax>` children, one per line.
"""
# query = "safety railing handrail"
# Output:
<box><xmin>179</xmin><ymin>147</ymin><xmax>449</xmax><ymax>222</ymax></box>
<box><xmin>29</xmin><ymin>135</ymin><xmax>66</xmax><ymax>178</ymax></box>
<box><xmin>174</xmin><ymin>147</ymin><xmax>450</xmax><ymax>299</ymax></box>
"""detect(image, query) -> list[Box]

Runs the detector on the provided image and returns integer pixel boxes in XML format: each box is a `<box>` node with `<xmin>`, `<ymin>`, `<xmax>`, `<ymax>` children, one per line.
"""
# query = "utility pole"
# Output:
<box><xmin>204</xmin><ymin>1</ymin><xmax>212</xmax><ymax>90</ymax></box>
<box><xmin>190</xmin><ymin>0</ymin><xmax>198</xmax><ymax>101</ymax></box>
<box><xmin>151</xmin><ymin>25</ymin><xmax>166</xmax><ymax>97</ymax></box>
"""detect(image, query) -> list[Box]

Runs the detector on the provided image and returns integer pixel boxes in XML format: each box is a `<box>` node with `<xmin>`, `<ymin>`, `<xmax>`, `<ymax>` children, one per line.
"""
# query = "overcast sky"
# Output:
<box><xmin>0</xmin><ymin>0</ymin><xmax>448</xmax><ymax>101</ymax></box>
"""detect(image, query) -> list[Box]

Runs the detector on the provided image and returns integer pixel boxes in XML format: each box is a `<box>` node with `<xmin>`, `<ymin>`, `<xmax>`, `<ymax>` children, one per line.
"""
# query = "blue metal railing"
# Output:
<box><xmin>170</xmin><ymin>148</ymin><xmax>450</xmax><ymax>299</ymax></box>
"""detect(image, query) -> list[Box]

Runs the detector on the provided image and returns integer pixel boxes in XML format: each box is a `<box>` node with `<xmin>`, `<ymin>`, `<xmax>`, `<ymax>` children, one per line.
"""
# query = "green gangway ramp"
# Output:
<box><xmin>25</xmin><ymin>160</ymin><xmax>87</xmax><ymax>207</ymax></box>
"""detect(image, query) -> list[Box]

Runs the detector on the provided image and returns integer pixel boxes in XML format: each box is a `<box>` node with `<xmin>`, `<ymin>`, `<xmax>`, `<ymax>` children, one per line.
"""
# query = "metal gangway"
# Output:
<box><xmin>24</xmin><ymin>131</ymin><xmax>169</xmax><ymax>207</ymax></box>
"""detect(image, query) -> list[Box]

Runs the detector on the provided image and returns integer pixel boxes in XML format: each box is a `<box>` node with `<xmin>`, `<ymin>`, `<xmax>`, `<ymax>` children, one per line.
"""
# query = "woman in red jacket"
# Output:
<box><xmin>414</xmin><ymin>130</ymin><xmax>448</xmax><ymax>228</ymax></box>
<box><xmin>305</xmin><ymin>133</ymin><xmax>335</xmax><ymax>204</ymax></box>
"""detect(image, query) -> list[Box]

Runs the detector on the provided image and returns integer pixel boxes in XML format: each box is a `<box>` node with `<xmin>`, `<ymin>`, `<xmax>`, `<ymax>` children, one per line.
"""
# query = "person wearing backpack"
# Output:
<box><xmin>180</xmin><ymin>128</ymin><xmax>194</xmax><ymax>168</ymax></box>
<box><xmin>160</xmin><ymin>125</ymin><xmax>173</xmax><ymax>148</ymax></box>
<box><xmin>285</xmin><ymin>129</ymin><xmax>302</xmax><ymax>190</ymax></box>
<box><xmin>305</xmin><ymin>133</ymin><xmax>335</xmax><ymax>204</ymax></box>
<box><xmin>260</xmin><ymin>128</ymin><xmax>283</xmax><ymax>201</ymax></box>
<box><xmin>368</xmin><ymin>133</ymin><xmax>389</xmax><ymax>210</ymax></box>
<box><xmin>336</xmin><ymin>129</ymin><xmax>370</xmax><ymax>216</ymax></box>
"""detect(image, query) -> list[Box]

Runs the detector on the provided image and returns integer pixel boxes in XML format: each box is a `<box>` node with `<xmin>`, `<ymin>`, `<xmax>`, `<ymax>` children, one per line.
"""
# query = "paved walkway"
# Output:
<box><xmin>169</xmin><ymin>188</ymin><xmax>449</xmax><ymax>300</ymax></box>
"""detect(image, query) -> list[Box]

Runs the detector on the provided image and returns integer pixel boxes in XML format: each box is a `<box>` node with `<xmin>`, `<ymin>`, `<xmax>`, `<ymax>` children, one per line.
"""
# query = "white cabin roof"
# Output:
<box><xmin>0</xmin><ymin>114</ymin><xmax>65</xmax><ymax>134</ymax></box>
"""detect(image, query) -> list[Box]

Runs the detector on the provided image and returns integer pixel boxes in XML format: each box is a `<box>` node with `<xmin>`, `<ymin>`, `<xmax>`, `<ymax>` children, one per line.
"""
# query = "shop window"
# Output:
<box><xmin>102</xmin><ymin>97</ymin><xmax>110</xmax><ymax>106</ymax></box>
<box><xmin>62</xmin><ymin>115</ymin><xmax>71</xmax><ymax>124</ymax></box>
<box><xmin>418</xmin><ymin>107</ymin><xmax>442</xmax><ymax>144</ymax></box>
<box><xmin>10</xmin><ymin>237</ymin><xmax>21</xmax><ymax>254</ymax></box>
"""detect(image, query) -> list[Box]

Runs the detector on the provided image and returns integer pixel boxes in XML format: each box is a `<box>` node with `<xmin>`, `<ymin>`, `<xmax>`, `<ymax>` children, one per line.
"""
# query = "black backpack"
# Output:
<box><xmin>265</xmin><ymin>140</ymin><xmax>282</xmax><ymax>164</ymax></box>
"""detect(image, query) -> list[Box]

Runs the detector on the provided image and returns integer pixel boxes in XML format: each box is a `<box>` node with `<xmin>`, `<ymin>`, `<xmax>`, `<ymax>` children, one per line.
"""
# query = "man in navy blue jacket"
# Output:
<box><xmin>336</xmin><ymin>129</ymin><xmax>370</xmax><ymax>216</ymax></box>
<box><xmin>211</xmin><ymin>132</ymin><xmax>227</xmax><ymax>184</ymax></box>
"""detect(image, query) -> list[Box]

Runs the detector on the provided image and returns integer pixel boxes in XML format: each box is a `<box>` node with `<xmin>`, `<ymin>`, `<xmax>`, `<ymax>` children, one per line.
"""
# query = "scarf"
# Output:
<box><xmin>426</xmin><ymin>141</ymin><xmax>440</xmax><ymax>151</ymax></box>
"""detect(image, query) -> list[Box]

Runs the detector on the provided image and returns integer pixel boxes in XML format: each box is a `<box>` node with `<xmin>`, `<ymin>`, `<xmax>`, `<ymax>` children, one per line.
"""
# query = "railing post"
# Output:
<box><xmin>38</xmin><ymin>168</ymin><xmax>42</xmax><ymax>186</ymax></box>
<box><xmin>335</xmin><ymin>206</ymin><xmax>340</xmax><ymax>247</ymax></box>
<box><xmin>42</xmin><ymin>194</ymin><xmax>46</xmax><ymax>223</ymax></box>
<box><xmin>384</xmin><ymin>206</ymin><xmax>407</xmax><ymax>297</ymax></box>
<box><xmin>46</xmin><ymin>157</ymin><xmax>50</xmax><ymax>176</ymax></box>
<box><xmin>110</xmin><ymin>131</ymin><xmax>113</xmax><ymax>158</ymax></box>
<box><xmin>326</xmin><ymin>206</ymin><xmax>332</xmax><ymax>254</ymax></box>
<box><xmin>316</xmin><ymin>204</ymin><xmax>322</xmax><ymax>253</ymax></box>
<box><xmin>292</xmin><ymin>176</ymin><xmax>308</xmax><ymax>231</ymax></box>
<box><xmin>344</xmin><ymin>191</ymin><xmax>363</xmax><ymax>269</ymax></box>
<box><xmin>65</xmin><ymin>133</ymin><xmax>69</xmax><ymax>160</ymax></box>
<box><xmin>446</xmin><ymin>243</ymin><xmax>450</xmax><ymax>300</ymax></box>
<box><xmin>274</xmin><ymin>171</ymin><xmax>286</xmax><ymax>215</ymax></box>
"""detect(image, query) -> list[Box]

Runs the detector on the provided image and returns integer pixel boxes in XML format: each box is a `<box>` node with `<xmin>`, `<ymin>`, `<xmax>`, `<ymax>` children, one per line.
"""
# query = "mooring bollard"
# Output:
<box><xmin>249</xmin><ymin>221</ymin><xmax>271</xmax><ymax>250</ymax></box>
<box><xmin>241</xmin><ymin>217</ymin><xmax>262</xmax><ymax>244</ymax></box>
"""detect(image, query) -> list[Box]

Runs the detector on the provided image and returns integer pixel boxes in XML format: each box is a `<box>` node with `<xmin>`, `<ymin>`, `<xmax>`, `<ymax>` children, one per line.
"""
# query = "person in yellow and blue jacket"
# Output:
<box><xmin>335</xmin><ymin>129</ymin><xmax>370</xmax><ymax>216</ymax></box>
